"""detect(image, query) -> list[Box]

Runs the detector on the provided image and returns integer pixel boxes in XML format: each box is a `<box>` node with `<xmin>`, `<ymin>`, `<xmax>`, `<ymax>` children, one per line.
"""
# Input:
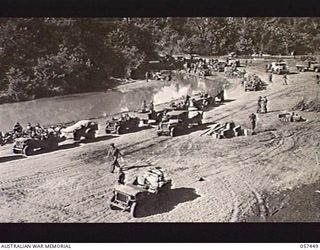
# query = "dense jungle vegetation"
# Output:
<box><xmin>0</xmin><ymin>17</ymin><xmax>319</xmax><ymax>103</ymax></box>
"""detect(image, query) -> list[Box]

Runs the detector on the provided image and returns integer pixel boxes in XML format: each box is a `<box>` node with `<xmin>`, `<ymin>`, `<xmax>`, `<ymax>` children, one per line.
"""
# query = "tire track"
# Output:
<box><xmin>216</xmin><ymin>177</ymin><xmax>240</xmax><ymax>222</ymax></box>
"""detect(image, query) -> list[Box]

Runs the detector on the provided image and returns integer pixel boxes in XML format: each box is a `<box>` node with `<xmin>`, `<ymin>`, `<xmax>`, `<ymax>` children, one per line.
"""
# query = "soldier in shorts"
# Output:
<box><xmin>108</xmin><ymin>143</ymin><xmax>123</xmax><ymax>174</ymax></box>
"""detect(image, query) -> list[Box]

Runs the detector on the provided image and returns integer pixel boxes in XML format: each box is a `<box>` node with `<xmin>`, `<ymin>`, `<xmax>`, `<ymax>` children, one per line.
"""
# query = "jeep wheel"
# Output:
<box><xmin>85</xmin><ymin>130</ymin><xmax>95</xmax><ymax>140</ymax></box>
<box><xmin>130</xmin><ymin>202</ymin><xmax>137</xmax><ymax>217</ymax></box>
<box><xmin>23</xmin><ymin>146</ymin><xmax>33</xmax><ymax>156</ymax></box>
<box><xmin>13</xmin><ymin>148</ymin><xmax>20</xmax><ymax>154</ymax></box>
<box><xmin>116</xmin><ymin>126</ymin><xmax>121</xmax><ymax>135</ymax></box>
<box><xmin>73</xmin><ymin>131</ymin><xmax>80</xmax><ymax>141</ymax></box>
<box><xmin>170</xmin><ymin>128</ymin><xmax>176</xmax><ymax>137</ymax></box>
<box><xmin>49</xmin><ymin>143</ymin><xmax>59</xmax><ymax>151</ymax></box>
<box><xmin>110</xmin><ymin>204</ymin><xmax>117</xmax><ymax>210</ymax></box>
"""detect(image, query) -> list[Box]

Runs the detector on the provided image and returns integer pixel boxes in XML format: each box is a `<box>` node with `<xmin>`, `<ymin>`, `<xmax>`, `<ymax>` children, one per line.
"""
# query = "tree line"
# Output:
<box><xmin>0</xmin><ymin>17</ymin><xmax>319</xmax><ymax>103</ymax></box>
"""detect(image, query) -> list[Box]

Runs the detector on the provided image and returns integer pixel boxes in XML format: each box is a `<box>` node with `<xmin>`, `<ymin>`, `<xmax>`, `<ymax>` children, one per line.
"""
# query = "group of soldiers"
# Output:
<box><xmin>12</xmin><ymin>122</ymin><xmax>57</xmax><ymax>139</ymax></box>
<box><xmin>248</xmin><ymin>96</ymin><xmax>269</xmax><ymax>134</ymax></box>
<box><xmin>0</xmin><ymin>122</ymin><xmax>58</xmax><ymax>146</ymax></box>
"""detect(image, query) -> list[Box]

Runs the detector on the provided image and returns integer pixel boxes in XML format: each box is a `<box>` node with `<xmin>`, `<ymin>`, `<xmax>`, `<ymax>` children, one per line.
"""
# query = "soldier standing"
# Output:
<box><xmin>283</xmin><ymin>74</ymin><xmax>288</xmax><ymax>85</ymax></box>
<box><xmin>268</xmin><ymin>72</ymin><xmax>273</xmax><ymax>83</ymax></box>
<box><xmin>145</xmin><ymin>72</ymin><xmax>149</xmax><ymax>82</ymax></box>
<box><xmin>249</xmin><ymin>113</ymin><xmax>257</xmax><ymax>134</ymax></box>
<box><xmin>262</xmin><ymin>96</ymin><xmax>268</xmax><ymax>113</ymax></box>
<box><xmin>141</xmin><ymin>100</ymin><xmax>147</xmax><ymax>113</ymax></box>
<box><xmin>107</xmin><ymin>143</ymin><xmax>123</xmax><ymax>174</ymax></box>
<box><xmin>13</xmin><ymin>122</ymin><xmax>23</xmax><ymax>134</ymax></box>
<box><xmin>148</xmin><ymin>101</ymin><xmax>154</xmax><ymax>112</ymax></box>
<box><xmin>257</xmin><ymin>96</ymin><xmax>263</xmax><ymax>113</ymax></box>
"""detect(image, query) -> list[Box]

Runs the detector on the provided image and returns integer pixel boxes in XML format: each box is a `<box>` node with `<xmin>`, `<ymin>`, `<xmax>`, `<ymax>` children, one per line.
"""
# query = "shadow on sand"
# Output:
<box><xmin>204</xmin><ymin>99</ymin><xmax>236</xmax><ymax>111</ymax></box>
<box><xmin>80</xmin><ymin>135</ymin><xmax>117</xmax><ymax>144</ymax></box>
<box><xmin>0</xmin><ymin>154</ymin><xmax>26</xmax><ymax>163</ymax></box>
<box><xmin>31</xmin><ymin>142</ymin><xmax>81</xmax><ymax>156</ymax></box>
<box><xmin>135</xmin><ymin>187</ymin><xmax>201</xmax><ymax>218</ymax></box>
<box><xmin>124</xmin><ymin>164</ymin><xmax>151</xmax><ymax>171</ymax></box>
<box><xmin>171</xmin><ymin>121</ymin><xmax>218</xmax><ymax>138</ymax></box>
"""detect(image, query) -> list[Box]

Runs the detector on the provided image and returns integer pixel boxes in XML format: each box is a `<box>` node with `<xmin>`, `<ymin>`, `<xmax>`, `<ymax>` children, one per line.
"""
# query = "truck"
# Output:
<box><xmin>156</xmin><ymin>109</ymin><xmax>203</xmax><ymax>137</ymax></box>
<box><xmin>60</xmin><ymin>120</ymin><xmax>98</xmax><ymax>141</ymax></box>
<box><xmin>296</xmin><ymin>61</ymin><xmax>320</xmax><ymax>72</ymax></box>
<box><xmin>267</xmin><ymin>62</ymin><xmax>289</xmax><ymax>74</ymax></box>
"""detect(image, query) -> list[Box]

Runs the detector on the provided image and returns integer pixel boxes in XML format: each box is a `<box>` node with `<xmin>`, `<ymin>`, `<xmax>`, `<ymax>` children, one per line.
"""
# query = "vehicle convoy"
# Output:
<box><xmin>60</xmin><ymin>120</ymin><xmax>98</xmax><ymax>140</ymax></box>
<box><xmin>296</xmin><ymin>61</ymin><xmax>320</xmax><ymax>72</ymax></box>
<box><xmin>105</xmin><ymin>115</ymin><xmax>140</xmax><ymax>135</ymax></box>
<box><xmin>157</xmin><ymin>109</ymin><xmax>203</xmax><ymax>137</ymax></box>
<box><xmin>109</xmin><ymin>167</ymin><xmax>172</xmax><ymax>217</ymax></box>
<box><xmin>267</xmin><ymin>62</ymin><xmax>289</xmax><ymax>74</ymax></box>
<box><xmin>12</xmin><ymin>133</ymin><xmax>64</xmax><ymax>156</ymax></box>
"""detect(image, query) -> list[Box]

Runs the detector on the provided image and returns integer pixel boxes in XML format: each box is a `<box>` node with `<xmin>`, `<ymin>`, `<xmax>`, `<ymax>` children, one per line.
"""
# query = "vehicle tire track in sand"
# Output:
<box><xmin>243</xmin><ymin>180</ymin><xmax>268</xmax><ymax>221</ymax></box>
<box><xmin>216</xmin><ymin>177</ymin><xmax>240</xmax><ymax>222</ymax></box>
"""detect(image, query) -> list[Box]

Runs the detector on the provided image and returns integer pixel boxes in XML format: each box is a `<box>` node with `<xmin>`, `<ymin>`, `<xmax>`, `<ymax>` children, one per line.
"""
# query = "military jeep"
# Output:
<box><xmin>12</xmin><ymin>134</ymin><xmax>63</xmax><ymax>156</ymax></box>
<box><xmin>60</xmin><ymin>120</ymin><xmax>98</xmax><ymax>141</ymax></box>
<box><xmin>192</xmin><ymin>93</ymin><xmax>215</xmax><ymax>109</ymax></box>
<box><xmin>134</xmin><ymin>110</ymin><xmax>164</xmax><ymax>126</ymax></box>
<box><xmin>156</xmin><ymin>109</ymin><xmax>203</xmax><ymax>137</ymax></box>
<box><xmin>244</xmin><ymin>81</ymin><xmax>259</xmax><ymax>91</ymax></box>
<box><xmin>105</xmin><ymin>116</ymin><xmax>140</xmax><ymax>135</ymax></box>
<box><xmin>109</xmin><ymin>167</ymin><xmax>172</xmax><ymax>217</ymax></box>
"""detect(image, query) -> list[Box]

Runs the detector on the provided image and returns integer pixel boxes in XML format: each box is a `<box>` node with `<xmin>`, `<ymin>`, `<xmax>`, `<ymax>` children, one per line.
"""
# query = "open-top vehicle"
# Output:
<box><xmin>60</xmin><ymin>120</ymin><xmax>98</xmax><ymax>140</ymax></box>
<box><xmin>192</xmin><ymin>93</ymin><xmax>215</xmax><ymax>109</ymax></box>
<box><xmin>109</xmin><ymin>167</ymin><xmax>171</xmax><ymax>217</ymax></box>
<box><xmin>156</xmin><ymin>109</ymin><xmax>203</xmax><ymax>137</ymax></box>
<box><xmin>134</xmin><ymin>110</ymin><xmax>165</xmax><ymax>126</ymax></box>
<box><xmin>105</xmin><ymin>116</ymin><xmax>140</xmax><ymax>135</ymax></box>
<box><xmin>12</xmin><ymin>133</ymin><xmax>64</xmax><ymax>156</ymax></box>
<box><xmin>244</xmin><ymin>80</ymin><xmax>261</xmax><ymax>91</ymax></box>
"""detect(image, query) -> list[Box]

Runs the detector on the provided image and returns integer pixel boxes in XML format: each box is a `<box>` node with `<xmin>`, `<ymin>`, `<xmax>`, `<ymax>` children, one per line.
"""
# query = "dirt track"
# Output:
<box><xmin>0</xmin><ymin>62</ymin><xmax>320</xmax><ymax>222</ymax></box>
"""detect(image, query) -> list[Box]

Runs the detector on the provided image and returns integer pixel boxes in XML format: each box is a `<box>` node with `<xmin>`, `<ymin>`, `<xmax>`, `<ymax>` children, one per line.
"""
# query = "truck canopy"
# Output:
<box><xmin>61</xmin><ymin>120</ymin><xmax>95</xmax><ymax>133</ymax></box>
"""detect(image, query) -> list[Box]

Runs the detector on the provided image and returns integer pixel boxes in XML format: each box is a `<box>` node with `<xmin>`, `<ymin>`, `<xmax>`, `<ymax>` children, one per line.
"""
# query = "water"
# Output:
<box><xmin>0</xmin><ymin>73</ymin><xmax>229</xmax><ymax>131</ymax></box>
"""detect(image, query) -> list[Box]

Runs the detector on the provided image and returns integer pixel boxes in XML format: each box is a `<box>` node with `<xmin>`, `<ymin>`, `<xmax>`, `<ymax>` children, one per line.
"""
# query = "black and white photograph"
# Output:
<box><xmin>0</xmin><ymin>16</ymin><xmax>320</xmax><ymax>234</ymax></box>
